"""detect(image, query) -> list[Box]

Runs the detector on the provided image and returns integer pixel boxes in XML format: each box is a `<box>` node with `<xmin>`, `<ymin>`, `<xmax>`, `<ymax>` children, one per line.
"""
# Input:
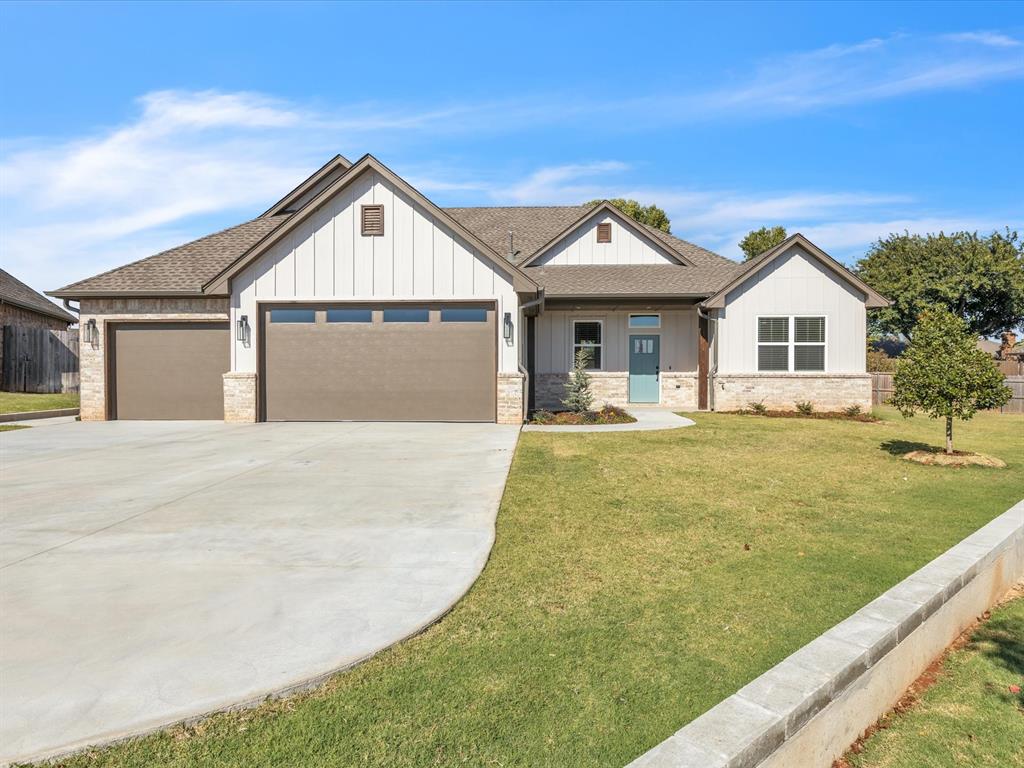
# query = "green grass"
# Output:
<box><xmin>0</xmin><ymin>391</ymin><xmax>79</xmax><ymax>414</ymax></box>
<box><xmin>849</xmin><ymin>595</ymin><xmax>1024</xmax><ymax>768</ymax></box>
<box><xmin>52</xmin><ymin>407</ymin><xmax>1024</xmax><ymax>768</ymax></box>
<box><xmin>0</xmin><ymin>424</ymin><xmax>30</xmax><ymax>432</ymax></box>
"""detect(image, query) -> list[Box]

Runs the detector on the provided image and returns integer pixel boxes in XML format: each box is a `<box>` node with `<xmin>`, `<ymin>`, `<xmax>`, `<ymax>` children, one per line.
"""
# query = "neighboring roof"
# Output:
<box><xmin>1</xmin><ymin>268</ymin><xmax>76</xmax><ymax>323</ymax></box>
<box><xmin>204</xmin><ymin>155</ymin><xmax>538</xmax><ymax>294</ymax></box>
<box><xmin>977</xmin><ymin>338</ymin><xmax>1001</xmax><ymax>356</ymax></box>
<box><xmin>525</xmin><ymin>264</ymin><xmax>741</xmax><ymax>298</ymax></box>
<box><xmin>702</xmin><ymin>233</ymin><xmax>891</xmax><ymax>309</ymax></box>
<box><xmin>260</xmin><ymin>154</ymin><xmax>352</xmax><ymax>218</ymax></box>
<box><xmin>50</xmin><ymin>216</ymin><xmax>290</xmax><ymax>297</ymax></box>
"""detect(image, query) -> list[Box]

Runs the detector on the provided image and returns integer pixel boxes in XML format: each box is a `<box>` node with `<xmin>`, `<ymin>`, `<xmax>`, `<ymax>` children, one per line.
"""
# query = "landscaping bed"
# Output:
<box><xmin>730</xmin><ymin>403</ymin><xmax>878</xmax><ymax>422</ymax></box>
<box><xmin>529</xmin><ymin>404</ymin><xmax>635</xmax><ymax>425</ymax></box>
<box><xmin>52</xmin><ymin>407</ymin><xmax>1024</xmax><ymax>768</ymax></box>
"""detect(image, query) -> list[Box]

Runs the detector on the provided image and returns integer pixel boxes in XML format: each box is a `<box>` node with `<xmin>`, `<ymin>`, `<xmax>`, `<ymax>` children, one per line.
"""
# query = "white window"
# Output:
<box><xmin>573</xmin><ymin>320</ymin><xmax>603</xmax><ymax>370</ymax></box>
<box><xmin>629</xmin><ymin>313</ymin><xmax>661</xmax><ymax>328</ymax></box>
<box><xmin>757</xmin><ymin>316</ymin><xmax>826</xmax><ymax>372</ymax></box>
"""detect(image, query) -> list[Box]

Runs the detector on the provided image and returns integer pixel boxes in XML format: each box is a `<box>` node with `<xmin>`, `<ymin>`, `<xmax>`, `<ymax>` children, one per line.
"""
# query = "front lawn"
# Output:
<box><xmin>847</xmin><ymin>593</ymin><xmax>1024</xmax><ymax>768</ymax></box>
<box><xmin>0</xmin><ymin>391</ymin><xmax>79</xmax><ymax>414</ymax></box>
<box><xmin>53</xmin><ymin>407</ymin><xmax>1024</xmax><ymax>768</ymax></box>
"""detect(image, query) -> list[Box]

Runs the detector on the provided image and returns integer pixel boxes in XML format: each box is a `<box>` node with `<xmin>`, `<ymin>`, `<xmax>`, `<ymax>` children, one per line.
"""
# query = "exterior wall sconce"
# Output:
<box><xmin>236</xmin><ymin>315</ymin><xmax>250</xmax><ymax>345</ymax></box>
<box><xmin>82</xmin><ymin>318</ymin><xmax>98</xmax><ymax>347</ymax></box>
<box><xmin>503</xmin><ymin>312</ymin><xmax>513</xmax><ymax>342</ymax></box>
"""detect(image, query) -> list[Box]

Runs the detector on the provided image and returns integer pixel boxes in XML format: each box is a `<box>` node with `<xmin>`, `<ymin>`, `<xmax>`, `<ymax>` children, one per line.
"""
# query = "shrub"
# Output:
<box><xmin>795</xmin><ymin>401</ymin><xmax>815</xmax><ymax>415</ymax></box>
<box><xmin>531</xmin><ymin>410</ymin><xmax>554</xmax><ymax>425</ymax></box>
<box><xmin>562</xmin><ymin>349</ymin><xmax>595</xmax><ymax>414</ymax></box>
<box><xmin>867</xmin><ymin>348</ymin><xmax>899</xmax><ymax>372</ymax></box>
<box><xmin>747</xmin><ymin>400</ymin><xmax>768</xmax><ymax>415</ymax></box>
<box><xmin>843</xmin><ymin>404</ymin><xmax>863</xmax><ymax>417</ymax></box>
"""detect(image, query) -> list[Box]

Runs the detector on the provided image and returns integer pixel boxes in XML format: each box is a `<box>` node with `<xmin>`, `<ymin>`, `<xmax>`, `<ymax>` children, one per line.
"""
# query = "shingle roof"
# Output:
<box><xmin>1</xmin><ymin>268</ymin><xmax>76</xmax><ymax>323</ymax></box>
<box><xmin>51</xmin><ymin>203</ymin><xmax>741</xmax><ymax>298</ymax></box>
<box><xmin>51</xmin><ymin>216</ymin><xmax>290</xmax><ymax>295</ymax></box>
<box><xmin>525</xmin><ymin>263</ymin><xmax>742</xmax><ymax>297</ymax></box>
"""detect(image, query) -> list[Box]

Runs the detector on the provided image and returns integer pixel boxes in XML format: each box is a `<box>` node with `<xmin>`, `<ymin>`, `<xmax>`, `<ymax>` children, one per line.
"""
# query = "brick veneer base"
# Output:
<box><xmin>223</xmin><ymin>372</ymin><xmax>257</xmax><ymax>423</ymax></box>
<box><xmin>713</xmin><ymin>374</ymin><xmax>872</xmax><ymax>412</ymax></box>
<box><xmin>536</xmin><ymin>371</ymin><xmax>700</xmax><ymax>411</ymax></box>
<box><xmin>497</xmin><ymin>372</ymin><xmax>525</xmax><ymax>424</ymax></box>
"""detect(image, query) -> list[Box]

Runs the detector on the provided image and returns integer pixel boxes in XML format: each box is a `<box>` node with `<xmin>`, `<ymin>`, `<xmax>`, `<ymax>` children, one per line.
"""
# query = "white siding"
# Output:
<box><xmin>231</xmin><ymin>170</ymin><xmax>520</xmax><ymax>373</ymax></box>
<box><xmin>714</xmin><ymin>246</ymin><xmax>867</xmax><ymax>374</ymax></box>
<box><xmin>535</xmin><ymin>308</ymin><xmax>698</xmax><ymax>373</ymax></box>
<box><xmin>533</xmin><ymin>214</ymin><xmax>679</xmax><ymax>266</ymax></box>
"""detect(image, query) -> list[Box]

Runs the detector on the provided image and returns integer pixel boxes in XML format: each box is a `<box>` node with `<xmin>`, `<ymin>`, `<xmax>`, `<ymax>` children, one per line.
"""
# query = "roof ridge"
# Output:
<box><xmin>54</xmin><ymin>215</ymin><xmax>291</xmax><ymax>293</ymax></box>
<box><xmin>443</xmin><ymin>204</ymin><xmax>592</xmax><ymax>210</ymax></box>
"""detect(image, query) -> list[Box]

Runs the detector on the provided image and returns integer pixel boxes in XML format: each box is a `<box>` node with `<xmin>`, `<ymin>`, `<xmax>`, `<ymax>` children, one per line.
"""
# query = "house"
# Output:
<box><xmin>49</xmin><ymin>154</ymin><xmax>888</xmax><ymax>424</ymax></box>
<box><xmin>1</xmin><ymin>268</ymin><xmax>76</xmax><ymax>390</ymax></box>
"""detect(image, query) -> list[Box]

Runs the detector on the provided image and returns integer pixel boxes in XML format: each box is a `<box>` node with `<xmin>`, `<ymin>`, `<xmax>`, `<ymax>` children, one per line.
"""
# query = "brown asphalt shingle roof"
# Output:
<box><xmin>52</xmin><ymin>204</ymin><xmax>742</xmax><ymax>297</ymax></box>
<box><xmin>1</xmin><ymin>268</ymin><xmax>76</xmax><ymax>323</ymax></box>
<box><xmin>52</xmin><ymin>216</ymin><xmax>290</xmax><ymax>295</ymax></box>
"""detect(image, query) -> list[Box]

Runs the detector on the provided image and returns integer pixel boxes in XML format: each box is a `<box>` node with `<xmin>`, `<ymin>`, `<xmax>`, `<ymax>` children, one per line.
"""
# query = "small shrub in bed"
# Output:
<box><xmin>532</xmin><ymin>410</ymin><xmax>554</xmax><ymax>424</ymax></box>
<box><xmin>843</xmin><ymin>404</ymin><xmax>863</xmax><ymax>417</ymax></box>
<box><xmin>795</xmin><ymin>401</ymin><xmax>814</xmax><ymax>415</ymax></box>
<box><xmin>747</xmin><ymin>400</ymin><xmax>768</xmax><ymax>415</ymax></box>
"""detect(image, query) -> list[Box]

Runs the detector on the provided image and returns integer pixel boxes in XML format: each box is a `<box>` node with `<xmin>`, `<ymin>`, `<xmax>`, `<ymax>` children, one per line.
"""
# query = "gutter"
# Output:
<box><xmin>62</xmin><ymin>299</ymin><xmax>80</xmax><ymax>318</ymax></box>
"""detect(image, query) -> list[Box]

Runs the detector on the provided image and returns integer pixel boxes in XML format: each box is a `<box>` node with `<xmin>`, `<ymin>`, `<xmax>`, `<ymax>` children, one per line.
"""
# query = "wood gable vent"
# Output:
<box><xmin>361</xmin><ymin>204</ymin><xmax>385</xmax><ymax>236</ymax></box>
<box><xmin>596</xmin><ymin>222</ymin><xmax>612</xmax><ymax>243</ymax></box>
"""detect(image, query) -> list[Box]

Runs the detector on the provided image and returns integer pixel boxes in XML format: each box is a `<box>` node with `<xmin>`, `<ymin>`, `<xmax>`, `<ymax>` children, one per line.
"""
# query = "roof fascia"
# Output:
<box><xmin>46</xmin><ymin>289</ymin><xmax>221</xmax><ymax>299</ymax></box>
<box><xmin>259</xmin><ymin>154</ymin><xmax>353</xmax><ymax>218</ymax></box>
<box><xmin>518</xmin><ymin>202</ymin><xmax>695</xmax><ymax>267</ymax></box>
<box><xmin>701</xmin><ymin>233</ymin><xmax>890</xmax><ymax>309</ymax></box>
<box><xmin>206</xmin><ymin>155</ymin><xmax>538</xmax><ymax>295</ymax></box>
<box><xmin>1</xmin><ymin>296</ymin><xmax>75</xmax><ymax>322</ymax></box>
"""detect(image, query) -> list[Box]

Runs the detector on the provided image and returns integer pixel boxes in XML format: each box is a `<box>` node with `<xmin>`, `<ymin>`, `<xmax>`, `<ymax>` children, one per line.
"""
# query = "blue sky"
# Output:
<box><xmin>1</xmin><ymin>1</ymin><xmax>1022</xmax><ymax>294</ymax></box>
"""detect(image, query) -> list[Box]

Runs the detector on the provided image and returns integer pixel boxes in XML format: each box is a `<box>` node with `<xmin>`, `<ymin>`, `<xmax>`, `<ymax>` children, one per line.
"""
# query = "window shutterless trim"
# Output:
<box><xmin>571</xmin><ymin>318</ymin><xmax>604</xmax><ymax>371</ymax></box>
<box><xmin>628</xmin><ymin>313</ymin><xmax>661</xmax><ymax>329</ymax></box>
<box><xmin>755</xmin><ymin>315</ymin><xmax>827</xmax><ymax>372</ymax></box>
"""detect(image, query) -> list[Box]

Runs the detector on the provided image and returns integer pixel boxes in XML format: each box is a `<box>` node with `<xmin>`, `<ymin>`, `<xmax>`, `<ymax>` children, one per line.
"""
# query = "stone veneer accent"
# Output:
<box><xmin>223</xmin><ymin>372</ymin><xmax>257</xmax><ymax>423</ymax></box>
<box><xmin>497</xmin><ymin>372</ymin><xmax>525</xmax><ymax>424</ymax></box>
<box><xmin>536</xmin><ymin>371</ymin><xmax>699</xmax><ymax>411</ymax></box>
<box><xmin>713</xmin><ymin>374</ymin><xmax>871</xmax><ymax>412</ymax></box>
<box><xmin>77</xmin><ymin>297</ymin><xmax>229</xmax><ymax>421</ymax></box>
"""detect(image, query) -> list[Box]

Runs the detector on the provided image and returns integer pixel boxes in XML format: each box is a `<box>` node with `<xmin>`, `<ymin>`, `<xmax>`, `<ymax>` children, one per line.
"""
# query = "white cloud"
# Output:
<box><xmin>944</xmin><ymin>31</ymin><xmax>1021</xmax><ymax>48</ymax></box>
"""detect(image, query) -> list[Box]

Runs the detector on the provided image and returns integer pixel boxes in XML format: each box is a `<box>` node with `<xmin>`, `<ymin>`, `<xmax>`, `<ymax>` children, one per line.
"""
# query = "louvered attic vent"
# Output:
<box><xmin>361</xmin><ymin>204</ymin><xmax>384</xmax><ymax>236</ymax></box>
<box><xmin>597</xmin><ymin>222</ymin><xmax>612</xmax><ymax>243</ymax></box>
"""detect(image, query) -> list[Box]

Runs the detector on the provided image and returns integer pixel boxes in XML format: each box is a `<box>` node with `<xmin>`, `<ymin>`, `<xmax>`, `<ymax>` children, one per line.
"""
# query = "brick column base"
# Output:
<box><xmin>223</xmin><ymin>372</ymin><xmax>258</xmax><ymax>423</ymax></box>
<box><xmin>497</xmin><ymin>372</ymin><xmax>525</xmax><ymax>425</ymax></box>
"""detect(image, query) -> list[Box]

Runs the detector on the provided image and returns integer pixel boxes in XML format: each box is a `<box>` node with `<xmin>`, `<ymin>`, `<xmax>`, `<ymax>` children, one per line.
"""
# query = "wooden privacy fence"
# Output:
<box><xmin>871</xmin><ymin>372</ymin><xmax>1024</xmax><ymax>414</ymax></box>
<box><xmin>1</xmin><ymin>326</ymin><xmax>79</xmax><ymax>394</ymax></box>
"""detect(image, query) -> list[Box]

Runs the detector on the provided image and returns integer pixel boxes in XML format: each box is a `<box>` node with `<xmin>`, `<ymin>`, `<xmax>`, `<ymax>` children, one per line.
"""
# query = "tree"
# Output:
<box><xmin>562</xmin><ymin>349</ymin><xmax>595</xmax><ymax>413</ymax></box>
<box><xmin>585</xmin><ymin>199</ymin><xmax>671</xmax><ymax>233</ymax></box>
<box><xmin>857</xmin><ymin>229</ymin><xmax>1024</xmax><ymax>339</ymax></box>
<box><xmin>890</xmin><ymin>308</ymin><xmax>1012</xmax><ymax>454</ymax></box>
<box><xmin>739</xmin><ymin>226</ymin><xmax>787</xmax><ymax>261</ymax></box>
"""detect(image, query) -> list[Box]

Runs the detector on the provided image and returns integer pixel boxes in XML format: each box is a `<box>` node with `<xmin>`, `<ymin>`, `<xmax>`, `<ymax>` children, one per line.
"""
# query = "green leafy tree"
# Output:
<box><xmin>890</xmin><ymin>308</ymin><xmax>1012</xmax><ymax>454</ymax></box>
<box><xmin>585</xmin><ymin>199</ymin><xmax>671</xmax><ymax>233</ymax></box>
<box><xmin>857</xmin><ymin>230</ymin><xmax>1024</xmax><ymax>339</ymax></box>
<box><xmin>562</xmin><ymin>349</ymin><xmax>595</xmax><ymax>413</ymax></box>
<box><xmin>739</xmin><ymin>226</ymin><xmax>788</xmax><ymax>261</ymax></box>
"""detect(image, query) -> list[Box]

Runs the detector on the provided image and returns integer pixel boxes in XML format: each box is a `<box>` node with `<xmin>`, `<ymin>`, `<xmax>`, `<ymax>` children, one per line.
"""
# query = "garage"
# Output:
<box><xmin>109</xmin><ymin>322</ymin><xmax>230</xmax><ymax>420</ymax></box>
<box><xmin>261</xmin><ymin>304</ymin><xmax>497</xmax><ymax>422</ymax></box>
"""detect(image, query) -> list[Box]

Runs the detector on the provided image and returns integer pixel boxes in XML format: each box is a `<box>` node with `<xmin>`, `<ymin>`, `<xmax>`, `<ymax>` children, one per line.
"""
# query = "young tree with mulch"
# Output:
<box><xmin>563</xmin><ymin>349</ymin><xmax>595</xmax><ymax>414</ymax></box>
<box><xmin>891</xmin><ymin>308</ymin><xmax>1012</xmax><ymax>454</ymax></box>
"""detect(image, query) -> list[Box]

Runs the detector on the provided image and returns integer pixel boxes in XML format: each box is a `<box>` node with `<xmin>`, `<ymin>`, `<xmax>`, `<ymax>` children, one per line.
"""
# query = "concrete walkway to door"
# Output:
<box><xmin>0</xmin><ymin>420</ymin><xmax>519</xmax><ymax>765</ymax></box>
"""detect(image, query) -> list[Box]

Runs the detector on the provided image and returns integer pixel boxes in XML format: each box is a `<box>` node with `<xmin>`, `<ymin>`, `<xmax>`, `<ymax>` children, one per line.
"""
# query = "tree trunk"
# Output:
<box><xmin>945</xmin><ymin>415</ymin><xmax>953</xmax><ymax>455</ymax></box>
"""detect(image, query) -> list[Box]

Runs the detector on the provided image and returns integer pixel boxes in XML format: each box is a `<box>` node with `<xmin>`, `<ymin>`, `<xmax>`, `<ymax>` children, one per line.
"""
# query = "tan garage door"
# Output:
<box><xmin>110</xmin><ymin>322</ymin><xmax>229</xmax><ymax>420</ymax></box>
<box><xmin>262</xmin><ymin>304</ymin><xmax>496</xmax><ymax>422</ymax></box>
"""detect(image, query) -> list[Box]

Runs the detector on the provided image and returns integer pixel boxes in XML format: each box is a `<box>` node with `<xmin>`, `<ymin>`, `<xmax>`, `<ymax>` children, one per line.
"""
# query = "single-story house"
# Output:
<box><xmin>2</xmin><ymin>268</ymin><xmax>77</xmax><ymax>389</ymax></box>
<box><xmin>49</xmin><ymin>154</ymin><xmax>889</xmax><ymax>424</ymax></box>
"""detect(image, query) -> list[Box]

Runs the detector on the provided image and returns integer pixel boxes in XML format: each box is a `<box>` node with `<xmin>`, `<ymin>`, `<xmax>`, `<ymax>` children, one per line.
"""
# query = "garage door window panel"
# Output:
<box><xmin>383</xmin><ymin>308</ymin><xmax>429</xmax><ymax>323</ymax></box>
<box><xmin>441</xmin><ymin>308</ymin><xmax>488</xmax><ymax>323</ymax></box>
<box><xmin>327</xmin><ymin>308</ymin><xmax>373</xmax><ymax>323</ymax></box>
<box><xmin>271</xmin><ymin>308</ymin><xmax>316</xmax><ymax>323</ymax></box>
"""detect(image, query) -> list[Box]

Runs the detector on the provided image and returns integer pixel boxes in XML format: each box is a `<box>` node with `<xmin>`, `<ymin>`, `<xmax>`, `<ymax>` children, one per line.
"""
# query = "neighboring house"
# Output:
<box><xmin>49</xmin><ymin>154</ymin><xmax>888</xmax><ymax>424</ymax></box>
<box><xmin>1</xmin><ymin>268</ymin><xmax>76</xmax><ymax>390</ymax></box>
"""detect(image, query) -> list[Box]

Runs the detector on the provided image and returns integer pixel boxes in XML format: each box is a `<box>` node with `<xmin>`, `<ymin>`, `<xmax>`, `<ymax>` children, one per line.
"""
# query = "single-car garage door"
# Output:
<box><xmin>262</xmin><ymin>304</ymin><xmax>496</xmax><ymax>422</ymax></box>
<box><xmin>109</xmin><ymin>322</ymin><xmax>230</xmax><ymax>420</ymax></box>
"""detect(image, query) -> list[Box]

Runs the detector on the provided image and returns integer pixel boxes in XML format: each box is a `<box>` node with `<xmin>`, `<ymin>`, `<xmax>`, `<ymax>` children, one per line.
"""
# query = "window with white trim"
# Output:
<box><xmin>573</xmin><ymin>320</ymin><xmax>603</xmax><ymax>370</ymax></box>
<box><xmin>629</xmin><ymin>313</ymin><xmax>660</xmax><ymax>328</ymax></box>
<box><xmin>757</xmin><ymin>316</ymin><xmax>826</xmax><ymax>372</ymax></box>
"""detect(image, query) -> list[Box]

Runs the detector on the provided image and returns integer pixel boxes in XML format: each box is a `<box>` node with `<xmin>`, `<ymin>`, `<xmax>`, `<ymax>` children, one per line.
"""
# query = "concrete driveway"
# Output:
<box><xmin>0</xmin><ymin>420</ymin><xmax>519</xmax><ymax>765</ymax></box>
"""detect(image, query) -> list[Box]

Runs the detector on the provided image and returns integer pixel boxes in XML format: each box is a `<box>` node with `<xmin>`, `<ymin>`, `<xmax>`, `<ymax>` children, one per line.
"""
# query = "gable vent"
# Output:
<box><xmin>361</xmin><ymin>204</ymin><xmax>385</xmax><ymax>236</ymax></box>
<box><xmin>596</xmin><ymin>222</ymin><xmax>612</xmax><ymax>243</ymax></box>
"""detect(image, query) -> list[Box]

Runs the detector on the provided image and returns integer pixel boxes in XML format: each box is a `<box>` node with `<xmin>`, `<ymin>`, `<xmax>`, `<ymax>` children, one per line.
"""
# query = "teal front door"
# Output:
<box><xmin>629</xmin><ymin>334</ymin><xmax>660</xmax><ymax>403</ymax></box>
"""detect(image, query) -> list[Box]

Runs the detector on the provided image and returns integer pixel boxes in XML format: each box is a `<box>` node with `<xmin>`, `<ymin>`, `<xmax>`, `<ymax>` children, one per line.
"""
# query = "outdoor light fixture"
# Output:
<box><xmin>83</xmin><ymin>318</ymin><xmax>98</xmax><ymax>346</ymax></box>
<box><xmin>503</xmin><ymin>312</ymin><xmax>513</xmax><ymax>342</ymax></box>
<box><xmin>236</xmin><ymin>315</ymin><xmax>250</xmax><ymax>345</ymax></box>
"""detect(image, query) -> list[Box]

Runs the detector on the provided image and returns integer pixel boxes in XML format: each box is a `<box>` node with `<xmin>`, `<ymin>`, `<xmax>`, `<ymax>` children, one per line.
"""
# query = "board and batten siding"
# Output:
<box><xmin>532</xmin><ymin>214</ymin><xmax>679</xmax><ymax>266</ymax></box>
<box><xmin>535</xmin><ymin>309</ymin><xmax>698</xmax><ymax>374</ymax></box>
<box><xmin>713</xmin><ymin>246</ymin><xmax>867</xmax><ymax>374</ymax></box>
<box><xmin>231</xmin><ymin>170</ymin><xmax>521</xmax><ymax>374</ymax></box>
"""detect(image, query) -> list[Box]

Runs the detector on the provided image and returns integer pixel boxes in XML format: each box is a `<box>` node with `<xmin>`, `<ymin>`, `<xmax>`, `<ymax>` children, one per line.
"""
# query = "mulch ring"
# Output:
<box><xmin>529</xmin><ymin>405</ymin><xmax>636</xmax><ymax>425</ymax></box>
<box><xmin>903</xmin><ymin>449</ymin><xmax>1006</xmax><ymax>468</ymax></box>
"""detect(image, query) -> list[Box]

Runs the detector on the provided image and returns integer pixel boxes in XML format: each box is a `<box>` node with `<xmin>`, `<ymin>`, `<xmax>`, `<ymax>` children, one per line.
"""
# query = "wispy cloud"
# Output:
<box><xmin>944</xmin><ymin>31</ymin><xmax>1021</xmax><ymax>48</ymax></box>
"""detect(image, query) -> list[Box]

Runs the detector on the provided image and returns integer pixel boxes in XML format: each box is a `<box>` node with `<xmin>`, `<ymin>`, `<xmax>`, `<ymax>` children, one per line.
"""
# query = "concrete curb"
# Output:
<box><xmin>628</xmin><ymin>498</ymin><xmax>1024</xmax><ymax>768</ymax></box>
<box><xmin>0</xmin><ymin>408</ymin><xmax>79</xmax><ymax>423</ymax></box>
<box><xmin>523</xmin><ymin>408</ymin><xmax>695</xmax><ymax>433</ymax></box>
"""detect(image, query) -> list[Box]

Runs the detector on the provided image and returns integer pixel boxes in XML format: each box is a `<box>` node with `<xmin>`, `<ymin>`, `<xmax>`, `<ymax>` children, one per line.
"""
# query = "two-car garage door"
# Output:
<box><xmin>261</xmin><ymin>304</ymin><xmax>497</xmax><ymax>422</ymax></box>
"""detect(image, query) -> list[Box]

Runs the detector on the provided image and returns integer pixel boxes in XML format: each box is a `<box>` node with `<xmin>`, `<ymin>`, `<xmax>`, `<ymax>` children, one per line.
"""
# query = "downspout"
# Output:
<box><xmin>62</xmin><ymin>298</ymin><xmax>80</xmax><ymax>318</ymax></box>
<box><xmin>697</xmin><ymin>304</ymin><xmax>717</xmax><ymax>411</ymax></box>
